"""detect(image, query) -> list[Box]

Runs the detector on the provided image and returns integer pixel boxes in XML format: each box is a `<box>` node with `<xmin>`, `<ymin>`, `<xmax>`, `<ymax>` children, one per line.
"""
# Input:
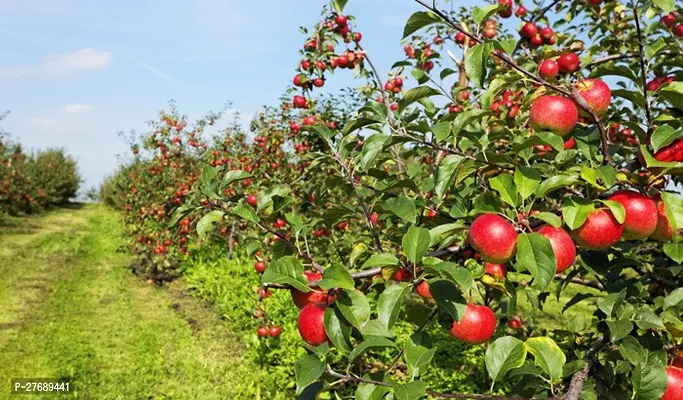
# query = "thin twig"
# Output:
<box><xmin>562</xmin><ymin>336</ymin><xmax>607</xmax><ymax>400</ymax></box>
<box><xmin>630</xmin><ymin>0</ymin><xmax>654</xmax><ymax>135</ymax></box>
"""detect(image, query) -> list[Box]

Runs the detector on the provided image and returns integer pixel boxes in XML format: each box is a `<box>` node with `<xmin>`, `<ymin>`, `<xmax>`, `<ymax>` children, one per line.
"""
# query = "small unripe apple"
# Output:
<box><xmin>291</xmin><ymin>271</ymin><xmax>329</xmax><ymax>309</ymax></box>
<box><xmin>254</xmin><ymin>261</ymin><xmax>266</xmax><ymax>273</ymax></box>
<box><xmin>416</xmin><ymin>280</ymin><xmax>432</xmax><ymax>299</ymax></box>
<box><xmin>557</xmin><ymin>53</ymin><xmax>580</xmax><ymax>74</ymax></box>
<box><xmin>297</xmin><ymin>305</ymin><xmax>328</xmax><ymax>346</ymax></box>
<box><xmin>651</xmin><ymin>194</ymin><xmax>674</xmax><ymax>241</ymax></box>
<box><xmin>538</xmin><ymin>59</ymin><xmax>559</xmax><ymax>80</ymax></box>
<box><xmin>484</xmin><ymin>263</ymin><xmax>507</xmax><ymax>280</ymax></box>
<box><xmin>662</xmin><ymin>366</ymin><xmax>683</xmax><ymax>400</ymax></box>
<box><xmin>448</xmin><ymin>304</ymin><xmax>497</xmax><ymax>344</ymax></box>
<box><xmin>575</xmin><ymin>79</ymin><xmax>611</xmax><ymax>116</ymax></box>
<box><xmin>536</xmin><ymin>225</ymin><xmax>576</xmax><ymax>272</ymax></box>
<box><xmin>529</xmin><ymin>95</ymin><xmax>578</xmax><ymax>136</ymax></box>
<box><xmin>608</xmin><ymin>190</ymin><xmax>658</xmax><ymax>239</ymax></box>
<box><xmin>467</xmin><ymin>213</ymin><xmax>518</xmax><ymax>264</ymax></box>
<box><xmin>572</xmin><ymin>209</ymin><xmax>624</xmax><ymax>249</ymax></box>
<box><xmin>508</xmin><ymin>315</ymin><xmax>522</xmax><ymax>329</ymax></box>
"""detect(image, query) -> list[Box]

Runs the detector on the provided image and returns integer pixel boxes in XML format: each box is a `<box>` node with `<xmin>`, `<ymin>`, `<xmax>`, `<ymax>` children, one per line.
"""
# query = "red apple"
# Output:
<box><xmin>536</xmin><ymin>225</ymin><xmax>576</xmax><ymax>272</ymax></box>
<box><xmin>557</xmin><ymin>53</ymin><xmax>580</xmax><ymax>74</ymax></box>
<box><xmin>416</xmin><ymin>280</ymin><xmax>432</xmax><ymax>299</ymax></box>
<box><xmin>540</xmin><ymin>27</ymin><xmax>554</xmax><ymax>42</ymax></box>
<box><xmin>254</xmin><ymin>261</ymin><xmax>266</xmax><ymax>273</ymax></box>
<box><xmin>508</xmin><ymin>315</ymin><xmax>522</xmax><ymax>329</ymax></box>
<box><xmin>651</xmin><ymin>194</ymin><xmax>674</xmax><ymax>241</ymax></box>
<box><xmin>519</xmin><ymin>22</ymin><xmax>538</xmax><ymax>39</ymax></box>
<box><xmin>257</xmin><ymin>326</ymin><xmax>269</xmax><ymax>338</ymax></box>
<box><xmin>575</xmin><ymin>79</ymin><xmax>611</xmax><ymax>116</ymax></box>
<box><xmin>448</xmin><ymin>304</ymin><xmax>497</xmax><ymax>344</ymax></box>
<box><xmin>498</xmin><ymin>0</ymin><xmax>513</xmax><ymax>17</ymax></box>
<box><xmin>572</xmin><ymin>208</ymin><xmax>624</xmax><ymax>250</ymax></box>
<box><xmin>675</xmin><ymin>24</ymin><xmax>683</xmax><ymax>37</ymax></box>
<box><xmin>455</xmin><ymin>32</ymin><xmax>466</xmax><ymax>44</ymax></box>
<box><xmin>297</xmin><ymin>304</ymin><xmax>328</xmax><ymax>347</ymax></box>
<box><xmin>468</xmin><ymin>213</ymin><xmax>518</xmax><ymax>264</ymax></box>
<box><xmin>529</xmin><ymin>95</ymin><xmax>579</xmax><ymax>136</ymax></box>
<box><xmin>393</xmin><ymin>268</ymin><xmax>413</xmax><ymax>282</ymax></box>
<box><xmin>247</xmin><ymin>194</ymin><xmax>258</xmax><ymax>207</ymax></box>
<box><xmin>291</xmin><ymin>271</ymin><xmax>329</xmax><ymax>309</ymax></box>
<box><xmin>663</xmin><ymin>366</ymin><xmax>683</xmax><ymax>400</ymax></box>
<box><xmin>539</xmin><ymin>59</ymin><xmax>559</xmax><ymax>80</ymax></box>
<box><xmin>293</xmin><ymin>95</ymin><xmax>307</xmax><ymax>108</ymax></box>
<box><xmin>269</xmin><ymin>325</ymin><xmax>281</xmax><ymax>337</ymax></box>
<box><xmin>484</xmin><ymin>263</ymin><xmax>507</xmax><ymax>280</ymax></box>
<box><xmin>515</xmin><ymin>5</ymin><xmax>527</xmax><ymax>17</ymax></box>
<box><xmin>662</xmin><ymin>14</ymin><xmax>676</xmax><ymax>28</ymax></box>
<box><xmin>608</xmin><ymin>190</ymin><xmax>658</xmax><ymax>239</ymax></box>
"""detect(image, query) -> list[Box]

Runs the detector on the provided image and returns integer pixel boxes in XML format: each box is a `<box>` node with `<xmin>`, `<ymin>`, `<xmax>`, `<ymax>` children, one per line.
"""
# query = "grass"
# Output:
<box><xmin>0</xmin><ymin>204</ymin><xmax>251</xmax><ymax>399</ymax></box>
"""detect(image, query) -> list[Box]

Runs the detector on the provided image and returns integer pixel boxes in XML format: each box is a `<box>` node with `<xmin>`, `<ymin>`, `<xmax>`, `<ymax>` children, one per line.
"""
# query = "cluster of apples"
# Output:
<box><xmin>489</xmin><ymin>90</ymin><xmax>522</xmax><ymax>119</ymax></box>
<box><xmin>661</xmin><ymin>12</ymin><xmax>683</xmax><ymax>37</ymax></box>
<box><xmin>256</xmin><ymin>324</ymin><xmax>281</xmax><ymax>338</ymax></box>
<box><xmin>538</xmin><ymin>53</ymin><xmax>580</xmax><ymax>80</ymax></box>
<box><xmin>608</xmin><ymin>123</ymin><xmax>638</xmax><ymax>146</ymax></box>
<box><xmin>654</xmin><ymin>139</ymin><xmax>683</xmax><ymax>163</ymax></box>
<box><xmin>519</xmin><ymin>22</ymin><xmax>556</xmax><ymax>47</ymax></box>
<box><xmin>646</xmin><ymin>75</ymin><xmax>677</xmax><ymax>91</ymax></box>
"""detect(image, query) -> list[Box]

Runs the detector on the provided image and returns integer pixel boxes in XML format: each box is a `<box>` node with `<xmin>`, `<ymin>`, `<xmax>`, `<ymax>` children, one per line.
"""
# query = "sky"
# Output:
<box><xmin>0</xmin><ymin>0</ymin><xmax>439</xmax><ymax>192</ymax></box>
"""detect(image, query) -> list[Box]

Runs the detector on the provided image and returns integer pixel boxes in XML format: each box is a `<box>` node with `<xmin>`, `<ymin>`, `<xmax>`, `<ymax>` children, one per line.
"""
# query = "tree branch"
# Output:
<box><xmin>630</xmin><ymin>0</ymin><xmax>654</xmax><ymax>135</ymax></box>
<box><xmin>562</xmin><ymin>335</ymin><xmax>607</xmax><ymax>400</ymax></box>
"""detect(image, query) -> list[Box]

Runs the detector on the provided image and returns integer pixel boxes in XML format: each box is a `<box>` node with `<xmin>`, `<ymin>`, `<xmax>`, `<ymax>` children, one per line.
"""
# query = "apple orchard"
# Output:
<box><xmin>104</xmin><ymin>0</ymin><xmax>683</xmax><ymax>398</ymax></box>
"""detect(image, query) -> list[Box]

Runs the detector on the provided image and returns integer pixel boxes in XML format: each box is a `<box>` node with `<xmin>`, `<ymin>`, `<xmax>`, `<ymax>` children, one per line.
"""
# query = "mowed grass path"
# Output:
<box><xmin>0</xmin><ymin>205</ymin><xmax>248</xmax><ymax>399</ymax></box>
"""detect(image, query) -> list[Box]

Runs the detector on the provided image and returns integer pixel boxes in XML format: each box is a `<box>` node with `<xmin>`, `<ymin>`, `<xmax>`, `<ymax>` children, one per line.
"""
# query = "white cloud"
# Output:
<box><xmin>61</xmin><ymin>104</ymin><xmax>93</xmax><ymax>114</ymax></box>
<box><xmin>0</xmin><ymin>48</ymin><xmax>111</xmax><ymax>79</ymax></box>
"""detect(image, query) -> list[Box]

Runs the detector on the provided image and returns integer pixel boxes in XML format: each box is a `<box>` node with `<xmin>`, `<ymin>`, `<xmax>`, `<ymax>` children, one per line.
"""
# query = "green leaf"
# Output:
<box><xmin>332</xmin><ymin>0</ymin><xmax>348</xmax><ymax>12</ymax></box>
<box><xmin>231</xmin><ymin>203</ymin><xmax>259</xmax><ymax>223</ymax></box>
<box><xmin>435</xmin><ymin>155</ymin><xmax>464</xmax><ymax>199</ymax></box>
<box><xmin>524</xmin><ymin>337</ymin><xmax>566</xmax><ymax>381</ymax></box>
<box><xmin>362</xmin><ymin>253</ymin><xmax>400</xmax><ymax>269</ymax></box>
<box><xmin>532</xmin><ymin>212</ymin><xmax>562</xmax><ymax>228</ymax></box>
<box><xmin>433</xmin><ymin>262</ymin><xmax>474</xmax><ymax>292</ymax></box>
<box><xmin>349</xmin><ymin>336</ymin><xmax>396</xmax><ymax>362</ymax></box>
<box><xmin>634</xmin><ymin>309</ymin><xmax>665</xmax><ymax>330</ymax></box>
<box><xmin>472</xmin><ymin>4</ymin><xmax>504</xmax><ymax>25</ymax></box>
<box><xmin>618</xmin><ymin>336</ymin><xmax>646</xmax><ymax>365</ymax></box>
<box><xmin>514</xmin><ymin>167</ymin><xmax>542</xmax><ymax>200</ymax></box>
<box><xmin>429</xmin><ymin>280</ymin><xmax>467</xmax><ymax>321</ymax></box>
<box><xmin>349</xmin><ymin>243</ymin><xmax>368</xmax><ymax>268</ymax></box>
<box><xmin>360</xmin><ymin>319</ymin><xmax>395</xmax><ymax>338</ymax></box>
<box><xmin>495</xmin><ymin>38</ymin><xmax>517</xmax><ymax>55</ymax></box>
<box><xmin>383</xmin><ymin>196</ymin><xmax>417</xmax><ymax>224</ymax></box>
<box><xmin>515</xmin><ymin>233</ymin><xmax>556</xmax><ymax>290</ymax></box>
<box><xmin>337</xmin><ymin>289</ymin><xmax>371</xmax><ymax>328</ymax></box>
<box><xmin>402</xmin><ymin>11</ymin><xmax>442</xmax><ymax>38</ymax></box>
<box><xmin>261</xmin><ymin>256</ymin><xmax>310</xmax><ymax>292</ymax></box>
<box><xmin>431</xmin><ymin>121</ymin><xmax>452</xmax><ymax>142</ymax></box>
<box><xmin>597</xmin><ymin>290</ymin><xmax>626</xmax><ymax>317</ymax></box>
<box><xmin>664</xmin><ymin>287</ymin><xmax>683</xmax><ymax>310</ymax></box>
<box><xmin>317</xmin><ymin>265</ymin><xmax>354</xmax><ymax>290</ymax></box>
<box><xmin>485</xmin><ymin>336</ymin><xmax>527</xmax><ymax>383</ymax></box>
<box><xmin>377</xmin><ymin>284</ymin><xmax>410</xmax><ymax>330</ymax></box>
<box><xmin>324</xmin><ymin>307</ymin><xmax>353</xmax><ymax>352</ymax></box>
<box><xmin>221</xmin><ymin>169</ymin><xmax>251</xmax><ymax>187</ymax></box>
<box><xmin>601</xmin><ymin>200</ymin><xmax>626</xmax><ymax>224</ymax></box>
<box><xmin>606</xmin><ymin>319</ymin><xmax>633</xmax><ymax>342</ymax></box>
<box><xmin>562</xmin><ymin>197</ymin><xmax>594</xmax><ymax>230</ymax></box>
<box><xmin>661</xmin><ymin>192</ymin><xmax>683</xmax><ymax>242</ymax></box>
<box><xmin>568</xmin><ymin>314</ymin><xmax>587</xmax><ymax>333</ymax></box>
<box><xmin>359</xmin><ymin>134</ymin><xmax>389</xmax><ymax>171</ymax></box>
<box><xmin>653</xmin><ymin>0</ymin><xmax>675</xmax><ymax>13</ymax></box>
<box><xmin>632</xmin><ymin>363</ymin><xmax>668</xmax><ymax>400</ymax></box>
<box><xmin>650</xmin><ymin>125</ymin><xmax>679</xmax><ymax>153</ymax></box>
<box><xmin>535</xmin><ymin>175</ymin><xmax>579</xmax><ymax>196</ymax></box>
<box><xmin>306</xmin><ymin>123</ymin><xmax>335</xmax><ymax>142</ymax></box>
<box><xmin>664</xmin><ymin>243</ymin><xmax>683</xmax><ymax>264</ymax></box>
<box><xmin>196</xmin><ymin>210</ymin><xmax>224</xmax><ymax>239</ymax></box>
<box><xmin>404</xmin><ymin>344</ymin><xmax>435</xmax><ymax>379</ymax></box>
<box><xmin>659</xmin><ymin>81</ymin><xmax>683</xmax><ymax>112</ymax></box>
<box><xmin>452</xmin><ymin>109</ymin><xmax>489</xmax><ymax>134</ymax></box>
<box><xmin>391</xmin><ymin>381</ymin><xmax>426</xmax><ymax>400</ymax></box>
<box><xmin>294</xmin><ymin>355</ymin><xmax>324</xmax><ymax>394</ymax></box>
<box><xmin>356</xmin><ymin>381</ymin><xmax>391</xmax><ymax>400</ymax></box>
<box><xmin>489</xmin><ymin>173</ymin><xmax>519</xmax><ymax>207</ymax></box>
<box><xmin>514</xmin><ymin>131</ymin><xmax>564</xmax><ymax>153</ymax></box>
<box><xmin>465</xmin><ymin>43</ymin><xmax>493</xmax><ymax>88</ymax></box>
<box><xmin>398</xmin><ymin>86</ymin><xmax>442</xmax><ymax>112</ymax></box>
<box><xmin>402</xmin><ymin>225</ymin><xmax>431</xmax><ymax>264</ymax></box>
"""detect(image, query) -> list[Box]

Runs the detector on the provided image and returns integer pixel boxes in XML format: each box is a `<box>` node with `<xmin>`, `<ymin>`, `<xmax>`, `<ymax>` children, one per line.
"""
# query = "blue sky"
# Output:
<box><xmin>0</xmin><ymin>0</ymin><xmax>444</xmax><ymax>191</ymax></box>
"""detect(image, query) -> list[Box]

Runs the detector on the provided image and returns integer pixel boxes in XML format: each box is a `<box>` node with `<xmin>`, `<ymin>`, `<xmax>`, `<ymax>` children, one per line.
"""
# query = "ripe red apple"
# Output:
<box><xmin>293</xmin><ymin>95</ymin><xmax>307</xmax><ymax>108</ymax></box>
<box><xmin>257</xmin><ymin>325</ymin><xmax>269</xmax><ymax>338</ymax></box>
<box><xmin>508</xmin><ymin>315</ymin><xmax>522</xmax><ymax>329</ymax></box>
<box><xmin>454</xmin><ymin>32</ymin><xmax>466</xmax><ymax>44</ymax></box>
<box><xmin>247</xmin><ymin>194</ymin><xmax>258</xmax><ymax>207</ymax></box>
<box><xmin>448</xmin><ymin>304</ymin><xmax>497</xmax><ymax>344</ymax></box>
<box><xmin>269</xmin><ymin>325</ymin><xmax>281</xmax><ymax>337</ymax></box>
<box><xmin>675</xmin><ymin>24</ymin><xmax>683</xmax><ymax>37</ymax></box>
<box><xmin>564</xmin><ymin>136</ymin><xmax>576</xmax><ymax>149</ymax></box>
<box><xmin>291</xmin><ymin>271</ymin><xmax>329</xmax><ymax>309</ymax></box>
<box><xmin>297</xmin><ymin>304</ymin><xmax>328</xmax><ymax>347</ymax></box>
<box><xmin>484</xmin><ymin>263</ymin><xmax>507</xmax><ymax>280</ymax></box>
<box><xmin>519</xmin><ymin>22</ymin><xmax>538</xmax><ymax>39</ymax></box>
<box><xmin>515</xmin><ymin>5</ymin><xmax>527</xmax><ymax>17</ymax></box>
<box><xmin>540</xmin><ymin>27</ymin><xmax>554</xmax><ymax>42</ymax></box>
<box><xmin>662</xmin><ymin>13</ymin><xmax>676</xmax><ymax>28</ymax></box>
<box><xmin>536</xmin><ymin>225</ymin><xmax>576</xmax><ymax>272</ymax></box>
<box><xmin>416</xmin><ymin>280</ymin><xmax>432</xmax><ymax>299</ymax></box>
<box><xmin>467</xmin><ymin>213</ymin><xmax>518</xmax><ymax>264</ymax></box>
<box><xmin>335</xmin><ymin>15</ymin><xmax>348</xmax><ymax>26</ymax></box>
<box><xmin>254</xmin><ymin>261</ymin><xmax>266</xmax><ymax>273</ymax></box>
<box><xmin>557</xmin><ymin>53</ymin><xmax>580</xmax><ymax>74</ymax></box>
<box><xmin>498</xmin><ymin>0</ymin><xmax>513</xmax><ymax>17</ymax></box>
<box><xmin>663</xmin><ymin>366</ymin><xmax>683</xmax><ymax>400</ymax></box>
<box><xmin>607</xmin><ymin>190</ymin><xmax>658</xmax><ymax>239</ymax></box>
<box><xmin>529</xmin><ymin>95</ymin><xmax>579</xmax><ymax>136</ymax></box>
<box><xmin>539</xmin><ymin>59</ymin><xmax>559</xmax><ymax>80</ymax></box>
<box><xmin>392</xmin><ymin>267</ymin><xmax>413</xmax><ymax>281</ymax></box>
<box><xmin>575</xmin><ymin>79</ymin><xmax>611</xmax><ymax>116</ymax></box>
<box><xmin>572</xmin><ymin>208</ymin><xmax>624</xmax><ymax>250</ymax></box>
<box><xmin>370</xmin><ymin>212</ymin><xmax>379</xmax><ymax>225</ymax></box>
<box><xmin>651</xmin><ymin>194</ymin><xmax>674</xmax><ymax>241</ymax></box>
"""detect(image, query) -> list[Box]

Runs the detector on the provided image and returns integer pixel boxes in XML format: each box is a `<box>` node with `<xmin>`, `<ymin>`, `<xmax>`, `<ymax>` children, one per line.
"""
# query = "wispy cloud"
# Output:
<box><xmin>61</xmin><ymin>104</ymin><xmax>93</xmax><ymax>114</ymax></box>
<box><xmin>0</xmin><ymin>48</ymin><xmax>112</xmax><ymax>79</ymax></box>
<box><xmin>129</xmin><ymin>57</ymin><xmax>191</xmax><ymax>89</ymax></box>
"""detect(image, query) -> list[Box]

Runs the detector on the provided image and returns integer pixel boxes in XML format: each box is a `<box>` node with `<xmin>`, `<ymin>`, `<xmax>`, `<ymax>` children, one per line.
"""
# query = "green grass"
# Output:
<box><xmin>0</xmin><ymin>205</ymin><xmax>251</xmax><ymax>399</ymax></box>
